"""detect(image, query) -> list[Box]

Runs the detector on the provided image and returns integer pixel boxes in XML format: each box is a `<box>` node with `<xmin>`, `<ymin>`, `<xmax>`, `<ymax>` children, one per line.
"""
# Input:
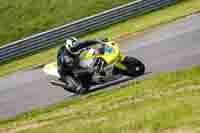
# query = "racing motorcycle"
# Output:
<box><xmin>43</xmin><ymin>40</ymin><xmax>145</xmax><ymax>94</ymax></box>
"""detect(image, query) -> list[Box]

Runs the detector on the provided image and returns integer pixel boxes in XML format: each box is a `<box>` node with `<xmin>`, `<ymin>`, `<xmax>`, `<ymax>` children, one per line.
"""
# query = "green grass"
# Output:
<box><xmin>0</xmin><ymin>0</ymin><xmax>133</xmax><ymax>46</ymax></box>
<box><xmin>0</xmin><ymin>66</ymin><xmax>200</xmax><ymax>133</ymax></box>
<box><xmin>0</xmin><ymin>0</ymin><xmax>200</xmax><ymax>78</ymax></box>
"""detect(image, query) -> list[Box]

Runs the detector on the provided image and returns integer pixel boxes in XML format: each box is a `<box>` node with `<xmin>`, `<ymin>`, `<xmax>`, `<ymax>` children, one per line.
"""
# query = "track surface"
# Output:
<box><xmin>1</xmin><ymin>13</ymin><xmax>200</xmax><ymax>119</ymax></box>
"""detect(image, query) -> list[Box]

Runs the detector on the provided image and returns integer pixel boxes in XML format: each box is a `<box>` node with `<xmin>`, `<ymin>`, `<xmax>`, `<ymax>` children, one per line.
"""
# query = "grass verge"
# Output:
<box><xmin>0</xmin><ymin>0</ymin><xmax>133</xmax><ymax>45</ymax></box>
<box><xmin>0</xmin><ymin>65</ymin><xmax>200</xmax><ymax>132</ymax></box>
<box><xmin>0</xmin><ymin>0</ymin><xmax>200</xmax><ymax>77</ymax></box>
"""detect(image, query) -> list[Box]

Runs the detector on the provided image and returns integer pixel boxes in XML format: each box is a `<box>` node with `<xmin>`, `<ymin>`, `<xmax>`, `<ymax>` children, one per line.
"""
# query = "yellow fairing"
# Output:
<box><xmin>115</xmin><ymin>55</ymin><xmax>126</xmax><ymax>70</ymax></box>
<box><xmin>96</xmin><ymin>41</ymin><xmax>120</xmax><ymax>64</ymax></box>
<box><xmin>96</xmin><ymin>41</ymin><xmax>127</xmax><ymax>70</ymax></box>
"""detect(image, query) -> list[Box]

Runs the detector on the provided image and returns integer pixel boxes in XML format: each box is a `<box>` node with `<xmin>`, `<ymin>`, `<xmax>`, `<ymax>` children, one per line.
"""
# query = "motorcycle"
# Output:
<box><xmin>43</xmin><ymin>40</ymin><xmax>145</xmax><ymax>94</ymax></box>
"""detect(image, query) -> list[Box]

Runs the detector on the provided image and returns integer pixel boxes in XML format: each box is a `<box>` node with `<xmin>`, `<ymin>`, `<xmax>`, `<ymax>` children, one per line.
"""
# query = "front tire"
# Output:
<box><xmin>119</xmin><ymin>56</ymin><xmax>145</xmax><ymax>77</ymax></box>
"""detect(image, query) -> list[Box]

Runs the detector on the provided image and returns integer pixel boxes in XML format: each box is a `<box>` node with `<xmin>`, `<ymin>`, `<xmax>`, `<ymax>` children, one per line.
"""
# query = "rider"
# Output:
<box><xmin>57</xmin><ymin>37</ymin><xmax>108</xmax><ymax>89</ymax></box>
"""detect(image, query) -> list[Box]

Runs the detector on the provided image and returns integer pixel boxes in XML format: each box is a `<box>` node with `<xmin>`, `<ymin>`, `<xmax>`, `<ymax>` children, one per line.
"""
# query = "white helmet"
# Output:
<box><xmin>65</xmin><ymin>37</ymin><xmax>81</xmax><ymax>55</ymax></box>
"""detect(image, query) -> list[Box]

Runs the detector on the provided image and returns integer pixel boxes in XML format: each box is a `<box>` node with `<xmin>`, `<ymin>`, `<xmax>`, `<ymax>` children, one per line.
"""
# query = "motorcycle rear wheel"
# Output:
<box><xmin>118</xmin><ymin>56</ymin><xmax>145</xmax><ymax>77</ymax></box>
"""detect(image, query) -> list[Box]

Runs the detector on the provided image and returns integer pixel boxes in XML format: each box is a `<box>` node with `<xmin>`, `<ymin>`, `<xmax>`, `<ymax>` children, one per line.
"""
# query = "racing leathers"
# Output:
<box><xmin>57</xmin><ymin>38</ymin><xmax>107</xmax><ymax>89</ymax></box>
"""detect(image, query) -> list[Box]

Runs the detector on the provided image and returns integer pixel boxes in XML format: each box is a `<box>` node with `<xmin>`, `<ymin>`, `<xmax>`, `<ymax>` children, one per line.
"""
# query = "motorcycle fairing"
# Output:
<box><xmin>96</xmin><ymin>41</ymin><xmax>127</xmax><ymax>71</ymax></box>
<box><xmin>96</xmin><ymin>41</ymin><xmax>120</xmax><ymax>65</ymax></box>
<box><xmin>43</xmin><ymin>62</ymin><xmax>60</xmax><ymax>78</ymax></box>
<box><xmin>79</xmin><ymin>48</ymin><xmax>96</xmax><ymax>68</ymax></box>
<box><xmin>80</xmin><ymin>41</ymin><xmax>128</xmax><ymax>71</ymax></box>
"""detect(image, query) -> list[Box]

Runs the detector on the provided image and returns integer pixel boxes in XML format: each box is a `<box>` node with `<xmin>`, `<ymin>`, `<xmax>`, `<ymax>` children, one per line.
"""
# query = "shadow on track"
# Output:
<box><xmin>88</xmin><ymin>72</ymin><xmax>150</xmax><ymax>93</ymax></box>
<box><xmin>67</xmin><ymin>72</ymin><xmax>151</xmax><ymax>97</ymax></box>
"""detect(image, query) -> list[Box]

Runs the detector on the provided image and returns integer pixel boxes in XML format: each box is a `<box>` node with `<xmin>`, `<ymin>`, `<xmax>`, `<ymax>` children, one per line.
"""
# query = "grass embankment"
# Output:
<box><xmin>0</xmin><ymin>0</ymin><xmax>200</xmax><ymax>77</ymax></box>
<box><xmin>0</xmin><ymin>66</ymin><xmax>200</xmax><ymax>133</ymax></box>
<box><xmin>0</xmin><ymin>0</ymin><xmax>133</xmax><ymax>46</ymax></box>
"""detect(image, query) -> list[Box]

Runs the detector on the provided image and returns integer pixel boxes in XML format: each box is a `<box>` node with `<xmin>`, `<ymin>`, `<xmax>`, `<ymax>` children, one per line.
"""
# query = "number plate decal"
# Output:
<box><xmin>105</xmin><ymin>46</ymin><xmax>113</xmax><ymax>54</ymax></box>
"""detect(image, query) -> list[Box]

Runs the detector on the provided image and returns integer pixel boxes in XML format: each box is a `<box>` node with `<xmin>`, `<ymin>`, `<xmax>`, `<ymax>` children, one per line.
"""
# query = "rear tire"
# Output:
<box><xmin>119</xmin><ymin>56</ymin><xmax>145</xmax><ymax>77</ymax></box>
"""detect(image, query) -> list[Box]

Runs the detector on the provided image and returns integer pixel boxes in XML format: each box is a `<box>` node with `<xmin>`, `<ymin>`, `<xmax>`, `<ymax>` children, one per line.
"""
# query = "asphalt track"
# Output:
<box><xmin>1</xmin><ymin>13</ymin><xmax>200</xmax><ymax>119</ymax></box>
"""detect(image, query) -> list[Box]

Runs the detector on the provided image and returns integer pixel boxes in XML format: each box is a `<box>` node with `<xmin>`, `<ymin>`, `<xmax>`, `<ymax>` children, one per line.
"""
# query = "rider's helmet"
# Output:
<box><xmin>65</xmin><ymin>37</ymin><xmax>81</xmax><ymax>55</ymax></box>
